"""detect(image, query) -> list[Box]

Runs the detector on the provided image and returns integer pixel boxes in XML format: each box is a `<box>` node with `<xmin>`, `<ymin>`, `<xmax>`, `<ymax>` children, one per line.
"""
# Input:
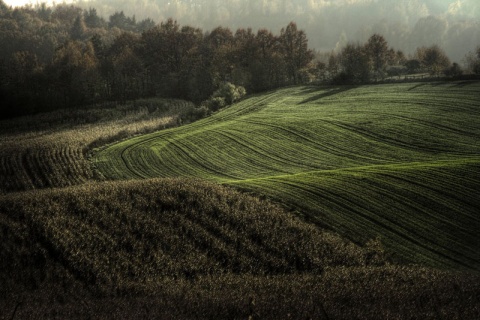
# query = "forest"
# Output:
<box><xmin>1</xmin><ymin>0</ymin><xmax>480</xmax><ymax>119</ymax></box>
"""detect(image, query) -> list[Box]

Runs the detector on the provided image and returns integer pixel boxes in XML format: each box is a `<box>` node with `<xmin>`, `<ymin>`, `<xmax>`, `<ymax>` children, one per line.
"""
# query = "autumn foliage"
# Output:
<box><xmin>0</xmin><ymin>2</ymin><xmax>314</xmax><ymax>119</ymax></box>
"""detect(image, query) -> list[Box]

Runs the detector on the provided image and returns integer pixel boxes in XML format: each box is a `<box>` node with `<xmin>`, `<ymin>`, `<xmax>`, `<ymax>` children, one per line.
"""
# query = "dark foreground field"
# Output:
<box><xmin>1</xmin><ymin>179</ymin><xmax>479</xmax><ymax>319</ymax></box>
<box><xmin>1</xmin><ymin>82</ymin><xmax>480</xmax><ymax>318</ymax></box>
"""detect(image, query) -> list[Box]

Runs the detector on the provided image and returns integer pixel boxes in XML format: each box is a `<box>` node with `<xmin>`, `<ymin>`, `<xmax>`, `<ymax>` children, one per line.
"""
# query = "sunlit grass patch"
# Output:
<box><xmin>94</xmin><ymin>81</ymin><xmax>480</xmax><ymax>271</ymax></box>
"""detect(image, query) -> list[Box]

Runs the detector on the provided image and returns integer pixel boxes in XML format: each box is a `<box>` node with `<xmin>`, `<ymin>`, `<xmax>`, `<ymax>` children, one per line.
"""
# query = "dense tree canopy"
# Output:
<box><xmin>0</xmin><ymin>3</ymin><xmax>318</xmax><ymax>118</ymax></box>
<box><xmin>0</xmin><ymin>1</ymin><xmax>475</xmax><ymax>119</ymax></box>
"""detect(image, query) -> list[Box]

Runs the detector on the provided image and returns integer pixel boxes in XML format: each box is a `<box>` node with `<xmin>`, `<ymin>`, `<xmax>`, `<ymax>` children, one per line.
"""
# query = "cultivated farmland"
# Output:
<box><xmin>2</xmin><ymin>178</ymin><xmax>479</xmax><ymax>319</ymax></box>
<box><xmin>2</xmin><ymin>81</ymin><xmax>480</xmax><ymax>318</ymax></box>
<box><xmin>0</xmin><ymin>98</ymin><xmax>199</xmax><ymax>193</ymax></box>
<box><xmin>94</xmin><ymin>81</ymin><xmax>480</xmax><ymax>271</ymax></box>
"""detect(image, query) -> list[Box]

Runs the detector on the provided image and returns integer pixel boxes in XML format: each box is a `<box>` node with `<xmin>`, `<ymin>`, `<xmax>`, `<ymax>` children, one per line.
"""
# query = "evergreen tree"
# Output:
<box><xmin>84</xmin><ymin>8</ymin><xmax>105</xmax><ymax>29</ymax></box>
<box><xmin>71</xmin><ymin>15</ymin><xmax>87</xmax><ymax>40</ymax></box>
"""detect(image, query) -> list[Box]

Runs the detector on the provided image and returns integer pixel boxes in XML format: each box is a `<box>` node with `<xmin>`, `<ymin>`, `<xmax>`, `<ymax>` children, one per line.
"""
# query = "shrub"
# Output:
<box><xmin>204</xmin><ymin>82</ymin><xmax>246</xmax><ymax>111</ymax></box>
<box><xmin>205</xmin><ymin>97</ymin><xmax>226</xmax><ymax>112</ymax></box>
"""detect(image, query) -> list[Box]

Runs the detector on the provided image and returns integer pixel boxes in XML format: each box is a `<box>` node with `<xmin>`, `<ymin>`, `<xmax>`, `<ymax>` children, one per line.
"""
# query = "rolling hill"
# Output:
<box><xmin>0</xmin><ymin>98</ymin><xmax>198</xmax><ymax>193</ymax></box>
<box><xmin>2</xmin><ymin>178</ymin><xmax>479</xmax><ymax>319</ymax></box>
<box><xmin>94</xmin><ymin>81</ymin><xmax>480</xmax><ymax>271</ymax></box>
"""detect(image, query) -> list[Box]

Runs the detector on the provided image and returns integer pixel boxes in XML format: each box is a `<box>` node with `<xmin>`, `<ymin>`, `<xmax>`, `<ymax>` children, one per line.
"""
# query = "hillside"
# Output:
<box><xmin>0</xmin><ymin>179</ymin><xmax>365</xmax><ymax>293</ymax></box>
<box><xmin>2</xmin><ymin>179</ymin><xmax>480</xmax><ymax>319</ymax></box>
<box><xmin>0</xmin><ymin>98</ymin><xmax>200</xmax><ymax>193</ymax></box>
<box><xmin>94</xmin><ymin>81</ymin><xmax>480</xmax><ymax>271</ymax></box>
<box><xmin>1</xmin><ymin>81</ymin><xmax>479</xmax><ymax>318</ymax></box>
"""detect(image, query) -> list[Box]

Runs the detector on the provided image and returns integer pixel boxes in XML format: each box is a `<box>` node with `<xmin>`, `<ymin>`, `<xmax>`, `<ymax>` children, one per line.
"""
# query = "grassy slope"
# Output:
<box><xmin>94</xmin><ymin>81</ymin><xmax>480</xmax><ymax>271</ymax></box>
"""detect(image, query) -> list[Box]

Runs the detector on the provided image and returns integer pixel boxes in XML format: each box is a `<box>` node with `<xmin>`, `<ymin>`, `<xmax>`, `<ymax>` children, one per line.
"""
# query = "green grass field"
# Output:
<box><xmin>94</xmin><ymin>81</ymin><xmax>480</xmax><ymax>271</ymax></box>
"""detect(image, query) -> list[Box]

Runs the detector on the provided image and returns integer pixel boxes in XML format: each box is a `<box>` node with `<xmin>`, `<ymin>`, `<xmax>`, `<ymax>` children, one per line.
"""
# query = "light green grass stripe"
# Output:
<box><xmin>227</xmin><ymin>158</ymin><xmax>480</xmax><ymax>270</ymax></box>
<box><xmin>93</xmin><ymin>81</ymin><xmax>480</xmax><ymax>271</ymax></box>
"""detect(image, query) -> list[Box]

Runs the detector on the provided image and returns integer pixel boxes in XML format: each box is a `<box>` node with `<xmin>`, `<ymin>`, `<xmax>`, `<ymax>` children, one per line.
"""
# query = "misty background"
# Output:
<box><xmin>40</xmin><ymin>0</ymin><xmax>478</xmax><ymax>63</ymax></box>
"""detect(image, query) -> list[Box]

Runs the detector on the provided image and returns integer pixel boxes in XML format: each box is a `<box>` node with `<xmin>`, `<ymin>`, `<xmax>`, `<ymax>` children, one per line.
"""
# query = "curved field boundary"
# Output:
<box><xmin>0</xmin><ymin>99</ymin><xmax>194</xmax><ymax>193</ymax></box>
<box><xmin>93</xmin><ymin>81</ymin><xmax>480</xmax><ymax>271</ymax></box>
<box><xmin>229</xmin><ymin>158</ymin><xmax>480</xmax><ymax>270</ymax></box>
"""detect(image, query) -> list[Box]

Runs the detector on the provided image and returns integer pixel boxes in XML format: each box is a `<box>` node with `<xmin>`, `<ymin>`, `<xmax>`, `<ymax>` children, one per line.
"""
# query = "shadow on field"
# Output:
<box><xmin>408</xmin><ymin>82</ymin><xmax>446</xmax><ymax>90</ymax></box>
<box><xmin>407</xmin><ymin>83</ymin><xmax>428</xmax><ymax>91</ymax></box>
<box><xmin>408</xmin><ymin>80</ymin><xmax>480</xmax><ymax>91</ymax></box>
<box><xmin>299</xmin><ymin>86</ymin><xmax>357</xmax><ymax>104</ymax></box>
<box><xmin>454</xmin><ymin>80</ymin><xmax>480</xmax><ymax>87</ymax></box>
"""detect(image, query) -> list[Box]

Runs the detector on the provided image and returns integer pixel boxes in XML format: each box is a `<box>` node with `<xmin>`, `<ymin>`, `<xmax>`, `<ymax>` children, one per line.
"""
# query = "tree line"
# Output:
<box><xmin>320</xmin><ymin>35</ymin><xmax>476</xmax><ymax>85</ymax></box>
<box><xmin>0</xmin><ymin>2</ymin><xmax>313</xmax><ymax>118</ymax></box>
<box><xmin>1</xmin><ymin>1</ymin><xmax>479</xmax><ymax>119</ymax></box>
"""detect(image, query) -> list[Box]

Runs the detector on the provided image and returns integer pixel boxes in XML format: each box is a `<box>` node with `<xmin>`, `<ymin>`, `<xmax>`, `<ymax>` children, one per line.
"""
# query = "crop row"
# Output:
<box><xmin>0</xmin><ymin>178</ymin><xmax>376</xmax><ymax>294</ymax></box>
<box><xmin>95</xmin><ymin>82</ymin><xmax>480</xmax><ymax>181</ymax></box>
<box><xmin>94</xmin><ymin>81</ymin><xmax>480</xmax><ymax>270</ymax></box>
<box><xmin>2</xmin><ymin>267</ymin><xmax>480</xmax><ymax>319</ymax></box>
<box><xmin>0</xmin><ymin>99</ymin><xmax>195</xmax><ymax>193</ymax></box>
<box><xmin>0</xmin><ymin>141</ymin><xmax>90</xmax><ymax>192</ymax></box>
<box><xmin>231</xmin><ymin>159</ymin><xmax>480</xmax><ymax>270</ymax></box>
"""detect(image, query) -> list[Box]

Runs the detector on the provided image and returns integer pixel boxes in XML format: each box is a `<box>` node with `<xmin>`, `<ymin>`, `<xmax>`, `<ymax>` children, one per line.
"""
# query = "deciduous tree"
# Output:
<box><xmin>51</xmin><ymin>40</ymin><xmax>99</xmax><ymax>106</ymax></box>
<box><xmin>416</xmin><ymin>45</ymin><xmax>451</xmax><ymax>76</ymax></box>
<box><xmin>405</xmin><ymin>59</ymin><xmax>421</xmax><ymax>74</ymax></box>
<box><xmin>445</xmin><ymin>62</ymin><xmax>463</xmax><ymax>77</ymax></box>
<box><xmin>280</xmin><ymin>22</ymin><xmax>313</xmax><ymax>85</ymax></box>
<box><xmin>249</xmin><ymin>29</ymin><xmax>286</xmax><ymax>92</ymax></box>
<box><xmin>464</xmin><ymin>47</ymin><xmax>480</xmax><ymax>74</ymax></box>
<box><xmin>339</xmin><ymin>43</ymin><xmax>371</xmax><ymax>84</ymax></box>
<box><xmin>365</xmin><ymin>34</ymin><xmax>389</xmax><ymax>81</ymax></box>
<box><xmin>327</xmin><ymin>53</ymin><xmax>340</xmax><ymax>79</ymax></box>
